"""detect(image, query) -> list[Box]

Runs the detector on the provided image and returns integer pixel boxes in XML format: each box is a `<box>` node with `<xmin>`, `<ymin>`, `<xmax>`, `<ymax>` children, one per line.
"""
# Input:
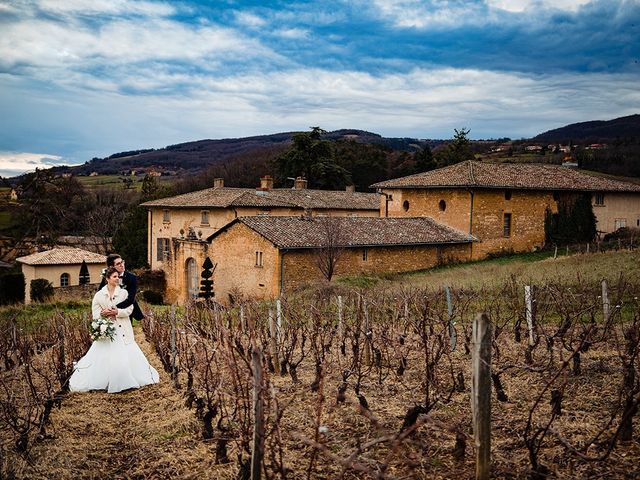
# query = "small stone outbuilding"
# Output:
<box><xmin>16</xmin><ymin>247</ymin><xmax>106</xmax><ymax>304</ymax></box>
<box><xmin>204</xmin><ymin>216</ymin><xmax>474</xmax><ymax>305</ymax></box>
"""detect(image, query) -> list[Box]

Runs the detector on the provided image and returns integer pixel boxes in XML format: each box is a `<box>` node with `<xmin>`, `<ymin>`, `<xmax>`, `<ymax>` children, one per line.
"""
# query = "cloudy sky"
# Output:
<box><xmin>1</xmin><ymin>0</ymin><xmax>639</xmax><ymax>177</ymax></box>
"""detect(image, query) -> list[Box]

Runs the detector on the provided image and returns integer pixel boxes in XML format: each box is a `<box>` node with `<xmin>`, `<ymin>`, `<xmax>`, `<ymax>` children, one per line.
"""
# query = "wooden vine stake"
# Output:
<box><xmin>524</xmin><ymin>285</ymin><xmax>535</xmax><ymax>346</ymax></box>
<box><xmin>471</xmin><ymin>313</ymin><xmax>492</xmax><ymax>480</ymax></box>
<box><xmin>337</xmin><ymin>295</ymin><xmax>343</xmax><ymax>344</ymax></box>
<box><xmin>445</xmin><ymin>285</ymin><xmax>457</xmax><ymax>351</ymax></box>
<box><xmin>170</xmin><ymin>304</ymin><xmax>179</xmax><ymax>388</ymax></box>
<box><xmin>251</xmin><ymin>346</ymin><xmax>265</xmax><ymax>480</ymax></box>
<box><xmin>268</xmin><ymin>309</ymin><xmax>280</xmax><ymax>375</ymax></box>
<box><xmin>601</xmin><ymin>279</ymin><xmax>610</xmax><ymax>323</ymax></box>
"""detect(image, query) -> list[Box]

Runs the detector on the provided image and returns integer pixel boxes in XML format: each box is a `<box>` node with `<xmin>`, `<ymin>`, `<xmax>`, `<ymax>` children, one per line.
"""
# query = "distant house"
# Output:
<box><xmin>89</xmin><ymin>171</ymin><xmax>99</xmax><ymax>177</ymax></box>
<box><xmin>16</xmin><ymin>247</ymin><xmax>106</xmax><ymax>304</ymax></box>
<box><xmin>204</xmin><ymin>216</ymin><xmax>473</xmax><ymax>303</ymax></box>
<box><xmin>372</xmin><ymin>161</ymin><xmax>640</xmax><ymax>259</ymax></box>
<box><xmin>9</xmin><ymin>189</ymin><xmax>18</xmax><ymax>201</ymax></box>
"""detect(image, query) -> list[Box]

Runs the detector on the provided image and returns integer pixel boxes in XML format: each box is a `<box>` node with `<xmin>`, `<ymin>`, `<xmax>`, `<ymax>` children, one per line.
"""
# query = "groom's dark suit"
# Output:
<box><xmin>99</xmin><ymin>270</ymin><xmax>144</xmax><ymax>320</ymax></box>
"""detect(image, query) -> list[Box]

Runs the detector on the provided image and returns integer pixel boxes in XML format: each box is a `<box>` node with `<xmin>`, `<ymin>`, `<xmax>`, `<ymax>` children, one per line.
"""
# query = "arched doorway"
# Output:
<box><xmin>186</xmin><ymin>257</ymin><xmax>199</xmax><ymax>300</ymax></box>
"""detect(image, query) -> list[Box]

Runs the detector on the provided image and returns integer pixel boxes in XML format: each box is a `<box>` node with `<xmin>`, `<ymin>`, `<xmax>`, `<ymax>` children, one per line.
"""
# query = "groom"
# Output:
<box><xmin>99</xmin><ymin>253</ymin><xmax>144</xmax><ymax>321</ymax></box>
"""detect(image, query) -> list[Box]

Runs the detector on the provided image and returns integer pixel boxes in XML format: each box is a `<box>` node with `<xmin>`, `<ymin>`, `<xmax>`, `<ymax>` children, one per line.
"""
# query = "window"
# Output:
<box><xmin>503</xmin><ymin>213</ymin><xmax>512</xmax><ymax>237</ymax></box>
<box><xmin>362</xmin><ymin>248</ymin><xmax>369</xmax><ymax>261</ymax></box>
<box><xmin>255</xmin><ymin>251</ymin><xmax>263</xmax><ymax>267</ymax></box>
<box><xmin>60</xmin><ymin>273</ymin><xmax>70</xmax><ymax>287</ymax></box>
<box><xmin>594</xmin><ymin>193</ymin><xmax>605</xmax><ymax>206</ymax></box>
<box><xmin>615</xmin><ymin>218</ymin><xmax>627</xmax><ymax>230</ymax></box>
<box><xmin>163</xmin><ymin>209</ymin><xmax>171</xmax><ymax>222</ymax></box>
<box><xmin>402</xmin><ymin>200</ymin><xmax>410</xmax><ymax>212</ymax></box>
<box><xmin>157</xmin><ymin>237</ymin><xmax>170</xmax><ymax>261</ymax></box>
<box><xmin>505</xmin><ymin>190</ymin><xmax>512</xmax><ymax>200</ymax></box>
<box><xmin>439</xmin><ymin>199</ymin><xmax>446</xmax><ymax>212</ymax></box>
<box><xmin>201</xmin><ymin>210</ymin><xmax>209</xmax><ymax>225</ymax></box>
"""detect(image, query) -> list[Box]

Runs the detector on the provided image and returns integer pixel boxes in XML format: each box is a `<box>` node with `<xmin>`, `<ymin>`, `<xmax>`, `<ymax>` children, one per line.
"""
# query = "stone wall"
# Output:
<box><xmin>280</xmin><ymin>243</ymin><xmax>471</xmax><ymax>296</ymax></box>
<box><xmin>380</xmin><ymin>187</ymin><xmax>557</xmax><ymax>260</ymax></box>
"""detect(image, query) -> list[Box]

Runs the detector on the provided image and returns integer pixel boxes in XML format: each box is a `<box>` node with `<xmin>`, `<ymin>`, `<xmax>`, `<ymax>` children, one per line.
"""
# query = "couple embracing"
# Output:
<box><xmin>69</xmin><ymin>254</ymin><xmax>160</xmax><ymax>394</ymax></box>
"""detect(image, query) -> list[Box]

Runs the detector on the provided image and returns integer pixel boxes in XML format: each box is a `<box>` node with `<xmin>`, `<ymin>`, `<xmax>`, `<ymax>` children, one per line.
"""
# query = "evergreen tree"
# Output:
<box><xmin>414</xmin><ymin>144</ymin><xmax>437</xmax><ymax>173</ymax></box>
<box><xmin>273</xmin><ymin>127</ymin><xmax>350</xmax><ymax>189</ymax></box>
<box><xmin>435</xmin><ymin>128</ymin><xmax>475</xmax><ymax>167</ymax></box>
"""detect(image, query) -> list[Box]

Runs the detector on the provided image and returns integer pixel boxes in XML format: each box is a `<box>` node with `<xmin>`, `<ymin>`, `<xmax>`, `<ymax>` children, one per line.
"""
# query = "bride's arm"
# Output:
<box><xmin>92</xmin><ymin>293</ymin><xmax>103</xmax><ymax>320</ymax></box>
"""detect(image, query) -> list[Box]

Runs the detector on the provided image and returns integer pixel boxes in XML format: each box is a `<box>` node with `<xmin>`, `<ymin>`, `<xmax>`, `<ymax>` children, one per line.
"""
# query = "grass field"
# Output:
<box><xmin>76</xmin><ymin>174</ymin><xmax>174</xmax><ymax>190</ymax></box>
<box><xmin>337</xmin><ymin>248</ymin><xmax>640</xmax><ymax>292</ymax></box>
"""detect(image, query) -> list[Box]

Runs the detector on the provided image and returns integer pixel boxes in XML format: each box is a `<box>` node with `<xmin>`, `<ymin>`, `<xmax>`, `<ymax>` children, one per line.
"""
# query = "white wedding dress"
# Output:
<box><xmin>69</xmin><ymin>285</ymin><xmax>160</xmax><ymax>394</ymax></box>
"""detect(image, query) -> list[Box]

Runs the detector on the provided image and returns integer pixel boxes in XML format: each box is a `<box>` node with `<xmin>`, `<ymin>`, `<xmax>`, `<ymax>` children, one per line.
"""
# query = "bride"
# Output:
<box><xmin>69</xmin><ymin>266</ymin><xmax>160</xmax><ymax>393</ymax></box>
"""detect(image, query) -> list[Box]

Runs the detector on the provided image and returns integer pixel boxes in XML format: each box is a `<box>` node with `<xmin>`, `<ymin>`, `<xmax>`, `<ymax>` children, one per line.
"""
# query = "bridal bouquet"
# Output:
<box><xmin>90</xmin><ymin>317</ymin><xmax>116</xmax><ymax>341</ymax></box>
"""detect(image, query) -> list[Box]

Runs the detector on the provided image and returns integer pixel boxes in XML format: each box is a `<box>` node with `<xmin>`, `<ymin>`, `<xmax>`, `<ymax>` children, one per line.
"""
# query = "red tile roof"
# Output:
<box><xmin>141</xmin><ymin>187</ymin><xmax>380</xmax><ymax>210</ymax></box>
<box><xmin>209</xmin><ymin>216</ymin><xmax>474</xmax><ymax>249</ymax></box>
<box><xmin>371</xmin><ymin>161</ymin><xmax>640</xmax><ymax>192</ymax></box>
<box><xmin>16</xmin><ymin>247</ymin><xmax>106</xmax><ymax>266</ymax></box>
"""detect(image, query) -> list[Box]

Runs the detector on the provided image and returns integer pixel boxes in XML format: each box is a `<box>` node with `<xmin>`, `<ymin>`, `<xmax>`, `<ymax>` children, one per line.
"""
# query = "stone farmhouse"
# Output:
<box><xmin>372</xmin><ymin>161</ymin><xmax>640</xmax><ymax>260</ymax></box>
<box><xmin>206</xmin><ymin>216</ymin><xmax>474</xmax><ymax>302</ymax></box>
<box><xmin>141</xmin><ymin>176</ymin><xmax>381</xmax><ymax>302</ymax></box>
<box><xmin>16</xmin><ymin>247</ymin><xmax>106</xmax><ymax>304</ymax></box>
<box><xmin>143</xmin><ymin>162</ymin><xmax>640</xmax><ymax>304</ymax></box>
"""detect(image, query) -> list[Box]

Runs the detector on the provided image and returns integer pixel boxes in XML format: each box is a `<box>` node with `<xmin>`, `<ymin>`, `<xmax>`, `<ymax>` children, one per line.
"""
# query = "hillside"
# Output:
<box><xmin>533</xmin><ymin>114</ymin><xmax>640</xmax><ymax>142</ymax></box>
<box><xmin>63</xmin><ymin>130</ymin><xmax>434</xmax><ymax>177</ymax></box>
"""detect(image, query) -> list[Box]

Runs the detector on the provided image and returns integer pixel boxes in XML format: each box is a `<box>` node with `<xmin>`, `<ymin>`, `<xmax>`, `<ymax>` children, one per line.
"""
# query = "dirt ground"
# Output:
<box><xmin>4</xmin><ymin>322</ymin><xmax>640</xmax><ymax>480</ymax></box>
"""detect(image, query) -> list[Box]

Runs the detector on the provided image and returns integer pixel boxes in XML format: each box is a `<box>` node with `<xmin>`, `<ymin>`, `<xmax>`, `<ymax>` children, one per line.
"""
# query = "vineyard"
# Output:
<box><xmin>1</xmin><ymin>256</ymin><xmax>640</xmax><ymax>479</ymax></box>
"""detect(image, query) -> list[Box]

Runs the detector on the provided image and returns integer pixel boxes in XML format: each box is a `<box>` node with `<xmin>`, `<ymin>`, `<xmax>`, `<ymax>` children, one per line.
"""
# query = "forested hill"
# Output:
<box><xmin>533</xmin><ymin>114</ymin><xmax>640</xmax><ymax>142</ymax></box>
<box><xmin>69</xmin><ymin>129</ymin><xmax>432</xmax><ymax>176</ymax></box>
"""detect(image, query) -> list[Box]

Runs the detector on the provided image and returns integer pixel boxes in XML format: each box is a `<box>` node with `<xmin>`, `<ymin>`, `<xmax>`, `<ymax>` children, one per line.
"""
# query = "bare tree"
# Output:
<box><xmin>314</xmin><ymin>215</ymin><xmax>346</xmax><ymax>281</ymax></box>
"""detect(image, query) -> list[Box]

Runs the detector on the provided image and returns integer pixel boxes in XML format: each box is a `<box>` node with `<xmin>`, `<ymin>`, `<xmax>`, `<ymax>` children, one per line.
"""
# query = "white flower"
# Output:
<box><xmin>100</xmin><ymin>324</ymin><xmax>107</xmax><ymax>333</ymax></box>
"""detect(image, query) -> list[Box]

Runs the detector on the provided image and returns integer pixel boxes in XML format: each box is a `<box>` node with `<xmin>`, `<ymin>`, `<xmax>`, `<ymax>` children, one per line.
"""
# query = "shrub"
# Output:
<box><xmin>30</xmin><ymin>279</ymin><xmax>54</xmax><ymax>303</ymax></box>
<box><xmin>0</xmin><ymin>272</ymin><xmax>25</xmax><ymax>305</ymax></box>
<box><xmin>138</xmin><ymin>269</ymin><xmax>166</xmax><ymax>293</ymax></box>
<box><xmin>142</xmin><ymin>290</ymin><xmax>164</xmax><ymax>305</ymax></box>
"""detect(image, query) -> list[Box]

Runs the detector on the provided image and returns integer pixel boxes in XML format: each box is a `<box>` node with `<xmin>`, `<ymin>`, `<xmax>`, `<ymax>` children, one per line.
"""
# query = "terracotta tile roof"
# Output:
<box><xmin>141</xmin><ymin>187</ymin><xmax>380</xmax><ymax>210</ymax></box>
<box><xmin>16</xmin><ymin>247</ymin><xmax>106</xmax><ymax>266</ymax></box>
<box><xmin>371</xmin><ymin>161</ymin><xmax>640</xmax><ymax>192</ymax></box>
<box><xmin>209</xmin><ymin>216</ymin><xmax>474</xmax><ymax>249</ymax></box>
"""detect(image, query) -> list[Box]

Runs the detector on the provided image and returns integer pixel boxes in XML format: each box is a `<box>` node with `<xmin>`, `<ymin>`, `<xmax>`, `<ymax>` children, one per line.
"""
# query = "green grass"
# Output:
<box><xmin>336</xmin><ymin>249</ymin><xmax>640</xmax><ymax>294</ymax></box>
<box><xmin>0</xmin><ymin>300</ymin><xmax>91</xmax><ymax>329</ymax></box>
<box><xmin>396</xmin><ymin>249</ymin><xmax>640</xmax><ymax>291</ymax></box>
<box><xmin>0</xmin><ymin>210</ymin><xmax>12</xmax><ymax>230</ymax></box>
<box><xmin>77</xmin><ymin>174</ymin><xmax>174</xmax><ymax>191</ymax></box>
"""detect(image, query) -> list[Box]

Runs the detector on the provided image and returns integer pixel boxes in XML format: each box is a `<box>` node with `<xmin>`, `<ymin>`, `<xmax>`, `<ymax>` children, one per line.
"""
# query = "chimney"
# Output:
<box><xmin>259</xmin><ymin>175</ymin><xmax>273</xmax><ymax>190</ymax></box>
<box><xmin>345</xmin><ymin>185</ymin><xmax>356</xmax><ymax>193</ymax></box>
<box><xmin>213</xmin><ymin>178</ymin><xmax>224</xmax><ymax>189</ymax></box>
<box><xmin>294</xmin><ymin>177</ymin><xmax>308</xmax><ymax>190</ymax></box>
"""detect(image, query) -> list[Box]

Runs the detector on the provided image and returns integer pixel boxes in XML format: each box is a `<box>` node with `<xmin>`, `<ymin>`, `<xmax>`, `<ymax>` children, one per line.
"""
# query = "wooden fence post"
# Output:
<box><xmin>251</xmin><ymin>347</ymin><xmax>265</xmax><ymax>480</ymax></box>
<box><xmin>524</xmin><ymin>286</ymin><xmax>535</xmax><ymax>347</ymax></box>
<box><xmin>471</xmin><ymin>313</ymin><xmax>492</xmax><ymax>480</ymax></box>
<box><xmin>240</xmin><ymin>304</ymin><xmax>245</xmax><ymax>332</ymax></box>
<box><xmin>602</xmin><ymin>279</ymin><xmax>610</xmax><ymax>323</ymax></box>
<box><xmin>268</xmin><ymin>309</ymin><xmax>280</xmax><ymax>375</ymax></box>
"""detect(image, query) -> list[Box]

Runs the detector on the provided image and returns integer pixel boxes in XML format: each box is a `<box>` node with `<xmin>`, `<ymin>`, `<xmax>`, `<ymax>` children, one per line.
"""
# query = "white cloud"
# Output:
<box><xmin>0</xmin><ymin>152</ymin><xmax>65</xmax><ymax>177</ymax></box>
<box><xmin>487</xmin><ymin>0</ymin><xmax>593</xmax><ymax>12</ymax></box>
<box><xmin>0</xmin><ymin>17</ymin><xmax>281</xmax><ymax>75</ymax></box>
<box><xmin>370</xmin><ymin>0</ymin><xmax>598</xmax><ymax>28</ymax></box>
<box><xmin>235</xmin><ymin>11</ymin><xmax>267</xmax><ymax>27</ymax></box>
<box><xmin>273</xmin><ymin>28</ymin><xmax>309</xmax><ymax>39</ymax></box>
<box><xmin>37</xmin><ymin>0</ymin><xmax>175</xmax><ymax>17</ymax></box>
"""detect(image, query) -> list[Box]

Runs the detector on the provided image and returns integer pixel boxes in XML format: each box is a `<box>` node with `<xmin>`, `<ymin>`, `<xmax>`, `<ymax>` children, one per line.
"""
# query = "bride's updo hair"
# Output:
<box><xmin>105</xmin><ymin>266</ymin><xmax>119</xmax><ymax>279</ymax></box>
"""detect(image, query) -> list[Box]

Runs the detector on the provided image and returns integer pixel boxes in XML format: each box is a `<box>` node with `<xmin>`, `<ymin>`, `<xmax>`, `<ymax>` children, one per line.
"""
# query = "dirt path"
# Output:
<box><xmin>13</xmin><ymin>326</ymin><xmax>236</xmax><ymax>480</ymax></box>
